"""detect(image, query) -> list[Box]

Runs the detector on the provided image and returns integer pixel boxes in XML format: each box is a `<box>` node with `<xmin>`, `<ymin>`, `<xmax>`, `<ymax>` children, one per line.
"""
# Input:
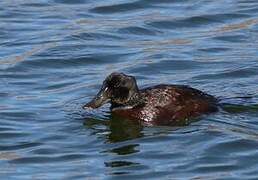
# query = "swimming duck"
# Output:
<box><xmin>83</xmin><ymin>72</ymin><xmax>218</xmax><ymax>125</ymax></box>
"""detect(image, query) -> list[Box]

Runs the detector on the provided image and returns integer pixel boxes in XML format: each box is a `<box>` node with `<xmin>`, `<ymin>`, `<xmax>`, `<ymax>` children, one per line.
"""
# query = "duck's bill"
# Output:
<box><xmin>83</xmin><ymin>87</ymin><xmax>109</xmax><ymax>109</ymax></box>
<box><xmin>83</xmin><ymin>97</ymin><xmax>109</xmax><ymax>109</ymax></box>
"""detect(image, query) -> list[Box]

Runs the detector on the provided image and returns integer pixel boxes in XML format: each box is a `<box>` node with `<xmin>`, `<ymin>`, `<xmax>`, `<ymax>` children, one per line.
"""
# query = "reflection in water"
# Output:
<box><xmin>0</xmin><ymin>43</ymin><xmax>56</xmax><ymax>66</ymax></box>
<box><xmin>84</xmin><ymin>114</ymin><xmax>143</xmax><ymax>172</ymax></box>
<box><xmin>219</xmin><ymin>95</ymin><xmax>258</xmax><ymax>114</ymax></box>
<box><xmin>218</xmin><ymin>18</ymin><xmax>258</xmax><ymax>32</ymax></box>
<box><xmin>84</xmin><ymin>114</ymin><xmax>144</xmax><ymax>143</ymax></box>
<box><xmin>108</xmin><ymin>115</ymin><xmax>144</xmax><ymax>143</ymax></box>
<box><xmin>107</xmin><ymin>144</ymin><xmax>139</xmax><ymax>155</ymax></box>
<box><xmin>0</xmin><ymin>152</ymin><xmax>19</xmax><ymax>160</ymax></box>
<box><xmin>221</xmin><ymin>103</ymin><xmax>258</xmax><ymax>113</ymax></box>
<box><xmin>105</xmin><ymin>161</ymin><xmax>140</xmax><ymax>168</ymax></box>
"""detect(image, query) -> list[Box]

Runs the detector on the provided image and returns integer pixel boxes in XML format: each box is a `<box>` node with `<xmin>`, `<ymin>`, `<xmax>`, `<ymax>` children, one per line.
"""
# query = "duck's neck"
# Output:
<box><xmin>111</xmin><ymin>91</ymin><xmax>145</xmax><ymax>109</ymax></box>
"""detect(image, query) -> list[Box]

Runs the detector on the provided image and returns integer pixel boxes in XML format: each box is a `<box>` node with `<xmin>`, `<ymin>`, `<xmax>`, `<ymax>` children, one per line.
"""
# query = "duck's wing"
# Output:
<box><xmin>142</xmin><ymin>84</ymin><xmax>217</xmax><ymax>105</ymax></box>
<box><xmin>141</xmin><ymin>85</ymin><xmax>218</xmax><ymax>125</ymax></box>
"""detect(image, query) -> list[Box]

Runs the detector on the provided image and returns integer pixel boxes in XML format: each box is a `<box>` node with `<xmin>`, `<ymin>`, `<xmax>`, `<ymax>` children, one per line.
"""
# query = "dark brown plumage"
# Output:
<box><xmin>83</xmin><ymin>72</ymin><xmax>218</xmax><ymax>126</ymax></box>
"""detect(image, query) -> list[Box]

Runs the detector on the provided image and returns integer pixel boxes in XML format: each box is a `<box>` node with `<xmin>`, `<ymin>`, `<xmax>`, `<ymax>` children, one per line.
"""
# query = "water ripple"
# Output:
<box><xmin>90</xmin><ymin>1</ymin><xmax>147</xmax><ymax>14</ymax></box>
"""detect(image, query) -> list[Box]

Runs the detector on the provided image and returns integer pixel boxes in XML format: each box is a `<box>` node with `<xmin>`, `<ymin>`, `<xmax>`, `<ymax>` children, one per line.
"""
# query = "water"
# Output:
<box><xmin>1</xmin><ymin>0</ymin><xmax>258</xmax><ymax>179</ymax></box>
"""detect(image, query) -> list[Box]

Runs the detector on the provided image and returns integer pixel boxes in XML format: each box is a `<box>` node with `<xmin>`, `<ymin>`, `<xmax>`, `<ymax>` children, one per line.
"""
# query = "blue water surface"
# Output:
<box><xmin>0</xmin><ymin>0</ymin><xmax>258</xmax><ymax>179</ymax></box>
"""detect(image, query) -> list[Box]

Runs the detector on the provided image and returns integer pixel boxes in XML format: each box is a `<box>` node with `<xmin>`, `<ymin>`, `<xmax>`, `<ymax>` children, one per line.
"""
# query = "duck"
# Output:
<box><xmin>83</xmin><ymin>72</ymin><xmax>218</xmax><ymax>126</ymax></box>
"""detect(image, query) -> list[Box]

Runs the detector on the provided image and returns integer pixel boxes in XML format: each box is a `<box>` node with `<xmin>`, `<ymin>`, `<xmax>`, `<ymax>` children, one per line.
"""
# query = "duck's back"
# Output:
<box><xmin>142</xmin><ymin>84</ymin><xmax>217</xmax><ymax>107</ymax></box>
<box><xmin>113</xmin><ymin>84</ymin><xmax>218</xmax><ymax>125</ymax></box>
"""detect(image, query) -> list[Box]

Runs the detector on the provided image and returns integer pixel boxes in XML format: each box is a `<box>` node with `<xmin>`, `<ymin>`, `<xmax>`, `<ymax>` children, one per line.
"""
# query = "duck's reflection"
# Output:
<box><xmin>84</xmin><ymin>114</ymin><xmax>143</xmax><ymax>171</ymax></box>
<box><xmin>83</xmin><ymin>113</ymin><xmax>143</xmax><ymax>143</ymax></box>
<box><xmin>107</xmin><ymin>114</ymin><xmax>144</xmax><ymax>142</ymax></box>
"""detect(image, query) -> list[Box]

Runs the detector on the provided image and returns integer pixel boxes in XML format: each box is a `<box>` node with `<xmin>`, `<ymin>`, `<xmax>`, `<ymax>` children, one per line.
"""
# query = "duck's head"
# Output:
<box><xmin>83</xmin><ymin>72</ymin><xmax>139</xmax><ymax>109</ymax></box>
